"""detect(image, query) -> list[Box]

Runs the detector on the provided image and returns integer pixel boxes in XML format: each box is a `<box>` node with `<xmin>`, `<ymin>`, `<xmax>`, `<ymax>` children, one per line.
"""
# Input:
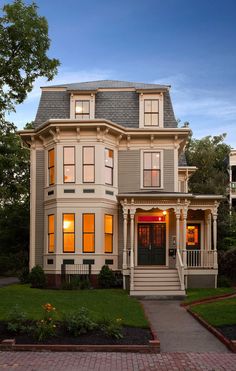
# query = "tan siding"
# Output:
<box><xmin>35</xmin><ymin>150</ymin><xmax>44</xmax><ymax>266</ymax></box>
<box><xmin>163</xmin><ymin>149</ymin><xmax>175</xmax><ymax>192</ymax></box>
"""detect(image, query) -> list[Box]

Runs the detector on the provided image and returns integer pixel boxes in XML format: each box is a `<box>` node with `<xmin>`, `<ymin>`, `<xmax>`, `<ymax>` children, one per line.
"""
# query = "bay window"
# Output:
<box><xmin>105</xmin><ymin>148</ymin><xmax>114</xmax><ymax>185</ymax></box>
<box><xmin>104</xmin><ymin>214</ymin><xmax>113</xmax><ymax>253</ymax></box>
<box><xmin>83</xmin><ymin>147</ymin><xmax>95</xmax><ymax>183</ymax></box>
<box><xmin>83</xmin><ymin>214</ymin><xmax>95</xmax><ymax>253</ymax></box>
<box><xmin>63</xmin><ymin>214</ymin><xmax>75</xmax><ymax>253</ymax></box>
<box><xmin>63</xmin><ymin>147</ymin><xmax>75</xmax><ymax>183</ymax></box>
<box><xmin>48</xmin><ymin>215</ymin><xmax>54</xmax><ymax>253</ymax></box>
<box><xmin>48</xmin><ymin>148</ymin><xmax>55</xmax><ymax>186</ymax></box>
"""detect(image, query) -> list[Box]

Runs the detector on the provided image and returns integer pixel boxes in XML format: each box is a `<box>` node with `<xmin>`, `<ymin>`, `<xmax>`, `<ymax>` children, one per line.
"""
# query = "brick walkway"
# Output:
<box><xmin>0</xmin><ymin>352</ymin><xmax>236</xmax><ymax>370</ymax></box>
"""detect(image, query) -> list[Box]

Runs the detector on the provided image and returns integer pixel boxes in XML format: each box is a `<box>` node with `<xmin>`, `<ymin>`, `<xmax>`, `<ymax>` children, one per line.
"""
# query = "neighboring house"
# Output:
<box><xmin>229</xmin><ymin>149</ymin><xmax>236</xmax><ymax>211</ymax></box>
<box><xmin>19</xmin><ymin>80</ymin><xmax>222</xmax><ymax>296</ymax></box>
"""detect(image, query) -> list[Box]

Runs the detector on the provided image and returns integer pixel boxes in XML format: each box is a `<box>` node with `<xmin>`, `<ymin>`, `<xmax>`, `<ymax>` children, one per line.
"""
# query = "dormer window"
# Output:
<box><xmin>139</xmin><ymin>93</ymin><xmax>163</xmax><ymax>128</ymax></box>
<box><xmin>75</xmin><ymin>100</ymin><xmax>90</xmax><ymax>119</ymax></box>
<box><xmin>70</xmin><ymin>94</ymin><xmax>95</xmax><ymax>119</ymax></box>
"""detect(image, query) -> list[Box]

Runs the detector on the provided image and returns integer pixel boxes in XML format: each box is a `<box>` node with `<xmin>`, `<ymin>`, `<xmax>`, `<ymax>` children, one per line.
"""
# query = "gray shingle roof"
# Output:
<box><xmin>42</xmin><ymin>80</ymin><xmax>170</xmax><ymax>90</ymax></box>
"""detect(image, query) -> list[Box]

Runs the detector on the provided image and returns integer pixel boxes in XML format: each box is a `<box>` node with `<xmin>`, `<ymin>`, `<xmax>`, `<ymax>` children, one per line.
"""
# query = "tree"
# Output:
<box><xmin>186</xmin><ymin>134</ymin><xmax>231</xmax><ymax>195</ymax></box>
<box><xmin>0</xmin><ymin>0</ymin><xmax>60</xmax><ymax>116</ymax></box>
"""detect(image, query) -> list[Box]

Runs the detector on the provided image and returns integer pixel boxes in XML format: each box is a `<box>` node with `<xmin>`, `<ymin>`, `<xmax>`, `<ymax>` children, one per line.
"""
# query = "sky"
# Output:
<box><xmin>5</xmin><ymin>0</ymin><xmax>236</xmax><ymax>147</ymax></box>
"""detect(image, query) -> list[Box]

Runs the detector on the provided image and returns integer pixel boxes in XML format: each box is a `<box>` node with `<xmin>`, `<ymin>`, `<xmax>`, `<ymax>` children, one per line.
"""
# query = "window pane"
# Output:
<box><xmin>63</xmin><ymin>214</ymin><xmax>74</xmax><ymax>232</ymax></box>
<box><xmin>105</xmin><ymin>167</ymin><xmax>112</xmax><ymax>185</ymax></box>
<box><xmin>49</xmin><ymin>168</ymin><xmax>54</xmax><ymax>185</ymax></box>
<box><xmin>48</xmin><ymin>215</ymin><xmax>54</xmax><ymax>233</ymax></box>
<box><xmin>151</xmin><ymin>113</ymin><xmax>159</xmax><ymax>126</ymax></box>
<box><xmin>105</xmin><ymin>234</ymin><xmax>113</xmax><ymax>253</ymax></box>
<box><xmin>83</xmin><ymin>147</ymin><xmax>94</xmax><ymax>164</ymax></box>
<box><xmin>105</xmin><ymin>149</ymin><xmax>113</xmax><ymax>167</ymax></box>
<box><xmin>83</xmin><ymin>214</ymin><xmax>95</xmax><ymax>233</ymax></box>
<box><xmin>144</xmin><ymin>170</ymin><xmax>151</xmax><ymax>187</ymax></box>
<box><xmin>144</xmin><ymin>153</ymin><xmax>151</xmax><ymax>169</ymax></box>
<box><xmin>64</xmin><ymin>234</ymin><xmax>75</xmax><ymax>252</ymax></box>
<box><xmin>105</xmin><ymin>215</ymin><xmax>113</xmax><ymax>234</ymax></box>
<box><xmin>152</xmin><ymin>153</ymin><xmax>160</xmax><ymax>169</ymax></box>
<box><xmin>83</xmin><ymin>165</ymin><xmax>94</xmax><ymax>182</ymax></box>
<box><xmin>64</xmin><ymin>147</ymin><xmax>75</xmax><ymax>165</ymax></box>
<box><xmin>152</xmin><ymin>100</ymin><xmax>159</xmax><ymax>112</ymax></box>
<box><xmin>75</xmin><ymin>101</ymin><xmax>83</xmax><ymax>114</ymax></box>
<box><xmin>64</xmin><ymin>165</ymin><xmax>75</xmax><ymax>183</ymax></box>
<box><xmin>83</xmin><ymin>234</ymin><xmax>94</xmax><ymax>252</ymax></box>
<box><xmin>48</xmin><ymin>234</ymin><xmax>54</xmax><ymax>253</ymax></box>
<box><xmin>48</xmin><ymin>149</ymin><xmax>54</xmax><ymax>168</ymax></box>
<box><xmin>151</xmin><ymin>170</ymin><xmax>159</xmax><ymax>186</ymax></box>
<box><xmin>83</xmin><ymin>101</ymin><xmax>90</xmax><ymax>114</ymax></box>
<box><xmin>144</xmin><ymin>100</ymin><xmax>152</xmax><ymax>112</ymax></box>
<box><xmin>144</xmin><ymin>113</ymin><xmax>151</xmax><ymax>125</ymax></box>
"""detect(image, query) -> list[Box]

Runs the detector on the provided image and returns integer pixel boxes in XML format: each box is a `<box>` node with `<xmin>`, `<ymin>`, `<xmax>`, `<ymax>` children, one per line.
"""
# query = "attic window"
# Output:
<box><xmin>144</xmin><ymin>99</ymin><xmax>159</xmax><ymax>126</ymax></box>
<box><xmin>75</xmin><ymin>100</ymin><xmax>90</xmax><ymax>119</ymax></box>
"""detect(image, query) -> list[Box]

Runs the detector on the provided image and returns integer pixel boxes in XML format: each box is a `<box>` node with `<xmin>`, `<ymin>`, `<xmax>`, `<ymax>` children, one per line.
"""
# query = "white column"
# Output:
<box><xmin>176</xmin><ymin>211</ymin><xmax>180</xmax><ymax>250</ymax></box>
<box><xmin>29</xmin><ymin>144</ymin><xmax>36</xmax><ymax>270</ymax></box>
<box><xmin>182</xmin><ymin>209</ymin><xmax>187</xmax><ymax>268</ymax></box>
<box><xmin>130</xmin><ymin>210</ymin><xmax>135</xmax><ymax>291</ymax></box>
<box><xmin>122</xmin><ymin>209</ymin><xmax>128</xmax><ymax>270</ymax></box>
<box><xmin>213</xmin><ymin>213</ymin><xmax>218</xmax><ymax>268</ymax></box>
<box><xmin>207</xmin><ymin>212</ymin><xmax>212</xmax><ymax>251</ymax></box>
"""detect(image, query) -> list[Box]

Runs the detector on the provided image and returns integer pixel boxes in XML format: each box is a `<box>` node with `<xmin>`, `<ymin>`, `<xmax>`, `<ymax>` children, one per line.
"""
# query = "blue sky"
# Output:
<box><xmin>6</xmin><ymin>0</ymin><xmax>236</xmax><ymax>146</ymax></box>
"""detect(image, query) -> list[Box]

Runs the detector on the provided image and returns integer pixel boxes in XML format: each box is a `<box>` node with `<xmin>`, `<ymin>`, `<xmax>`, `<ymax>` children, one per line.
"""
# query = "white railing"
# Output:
<box><xmin>176</xmin><ymin>248</ymin><xmax>185</xmax><ymax>290</ymax></box>
<box><xmin>184</xmin><ymin>250</ymin><xmax>217</xmax><ymax>268</ymax></box>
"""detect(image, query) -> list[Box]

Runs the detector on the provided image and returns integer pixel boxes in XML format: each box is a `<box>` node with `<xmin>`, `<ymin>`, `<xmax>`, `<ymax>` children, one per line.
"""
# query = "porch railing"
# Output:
<box><xmin>61</xmin><ymin>264</ymin><xmax>91</xmax><ymax>283</ymax></box>
<box><xmin>176</xmin><ymin>248</ymin><xmax>185</xmax><ymax>291</ymax></box>
<box><xmin>183</xmin><ymin>250</ymin><xmax>217</xmax><ymax>268</ymax></box>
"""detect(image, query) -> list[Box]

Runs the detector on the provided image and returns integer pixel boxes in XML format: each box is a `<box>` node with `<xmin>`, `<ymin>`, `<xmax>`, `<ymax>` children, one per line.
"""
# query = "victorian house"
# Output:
<box><xmin>19</xmin><ymin>80</ymin><xmax>222</xmax><ymax>296</ymax></box>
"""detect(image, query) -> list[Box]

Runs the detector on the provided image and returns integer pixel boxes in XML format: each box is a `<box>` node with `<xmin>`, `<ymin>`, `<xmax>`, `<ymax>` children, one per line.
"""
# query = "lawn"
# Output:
<box><xmin>191</xmin><ymin>297</ymin><xmax>236</xmax><ymax>326</ymax></box>
<box><xmin>183</xmin><ymin>287</ymin><xmax>235</xmax><ymax>304</ymax></box>
<box><xmin>0</xmin><ymin>285</ymin><xmax>148</xmax><ymax>328</ymax></box>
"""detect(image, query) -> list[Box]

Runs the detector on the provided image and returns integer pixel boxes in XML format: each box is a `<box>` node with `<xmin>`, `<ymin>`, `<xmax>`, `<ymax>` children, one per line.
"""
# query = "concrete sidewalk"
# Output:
<box><xmin>0</xmin><ymin>277</ymin><xmax>19</xmax><ymax>287</ymax></box>
<box><xmin>142</xmin><ymin>300</ymin><xmax>230</xmax><ymax>353</ymax></box>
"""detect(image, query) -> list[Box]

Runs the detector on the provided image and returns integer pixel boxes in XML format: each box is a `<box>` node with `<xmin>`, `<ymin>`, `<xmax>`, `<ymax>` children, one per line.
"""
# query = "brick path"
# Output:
<box><xmin>0</xmin><ymin>352</ymin><xmax>236</xmax><ymax>370</ymax></box>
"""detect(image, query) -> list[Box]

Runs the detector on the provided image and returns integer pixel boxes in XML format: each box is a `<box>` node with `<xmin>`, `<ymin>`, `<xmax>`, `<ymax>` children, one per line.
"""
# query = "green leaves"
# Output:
<box><xmin>0</xmin><ymin>0</ymin><xmax>60</xmax><ymax>114</ymax></box>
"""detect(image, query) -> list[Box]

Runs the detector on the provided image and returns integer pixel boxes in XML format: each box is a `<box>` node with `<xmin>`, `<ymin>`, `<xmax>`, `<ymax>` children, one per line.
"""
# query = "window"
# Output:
<box><xmin>83</xmin><ymin>214</ymin><xmax>95</xmax><ymax>253</ymax></box>
<box><xmin>63</xmin><ymin>214</ymin><xmax>75</xmax><ymax>253</ymax></box>
<box><xmin>144</xmin><ymin>99</ymin><xmax>159</xmax><ymax>126</ymax></box>
<box><xmin>75</xmin><ymin>100</ymin><xmax>90</xmax><ymax>119</ymax></box>
<box><xmin>48</xmin><ymin>149</ymin><xmax>55</xmax><ymax>186</ymax></box>
<box><xmin>104</xmin><ymin>214</ymin><xmax>113</xmax><ymax>253</ymax></box>
<box><xmin>143</xmin><ymin>152</ymin><xmax>161</xmax><ymax>187</ymax></box>
<box><xmin>48</xmin><ymin>215</ymin><xmax>54</xmax><ymax>253</ymax></box>
<box><xmin>63</xmin><ymin>147</ymin><xmax>75</xmax><ymax>183</ymax></box>
<box><xmin>83</xmin><ymin>147</ymin><xmax>95</xmax><ymax>183</ymax></box>
<box><xmin>105</xmin><ymin>149</ymin><xmax>114</xmax><ymax>185</ymax></box>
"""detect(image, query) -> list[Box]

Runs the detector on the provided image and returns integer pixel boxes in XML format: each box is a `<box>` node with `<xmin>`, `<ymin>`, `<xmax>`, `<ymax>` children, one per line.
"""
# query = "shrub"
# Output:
<box><xmin>7</xmin><ymin>305</ymin><xmax>32</xmax><ymax>334</ymax></box>
<box><xmin>98</xmin><ymin>265</ymin><xmax>115</xmax><ymax>288</ymax></box>
<box><xmin>18</xmin><ymin>266</ymin><xmax>30</xmax><ymax>284</ymax></box>
<box><xmin>62</xmin><ymin>307</ymin><xmax>96</xmax><ymax>336</ymax></box>
<box><xmin>218</xmin><ymin>248</ymin><xmax>236</xmax><ymax>283</ymax></box>
<box><xmin>29</xmin><ymin>265</ymin><xmax>46</xmax><ymax>288</ymax></box>
<box><xmin>98</xmin><ymin>317</ymin><xmax>123</xmax><ymax>339</ymax></box>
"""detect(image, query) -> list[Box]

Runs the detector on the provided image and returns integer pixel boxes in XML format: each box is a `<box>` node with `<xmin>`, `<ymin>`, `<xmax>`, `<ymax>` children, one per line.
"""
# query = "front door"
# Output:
<box><xmin>138</xmin><ymin>223</ymin><xmax>166</xmax><ymax>265</ymax></box>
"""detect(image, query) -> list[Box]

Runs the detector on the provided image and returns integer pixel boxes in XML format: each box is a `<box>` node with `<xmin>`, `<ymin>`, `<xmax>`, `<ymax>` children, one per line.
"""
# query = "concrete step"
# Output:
<box><xmin>134</xmin><ymin>277</ymin><xmax>180</xmax><ymax>282</ymax></box>
<box><xmin>134</xmin><ymin>273</ymin><xmax>179</xmax><ymax>278</ymax></box>
<box><xmin>130</xmin><ymin>290</ymin><xmax>186</xmax><ymax>297</ymax></box>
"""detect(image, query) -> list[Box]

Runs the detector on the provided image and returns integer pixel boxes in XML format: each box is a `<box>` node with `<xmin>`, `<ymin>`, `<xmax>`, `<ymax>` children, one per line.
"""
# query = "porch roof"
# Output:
<box><xmin>117</xmin><ymin>192</ymin><xmax>223</xmax><ymax>200</ymax></box>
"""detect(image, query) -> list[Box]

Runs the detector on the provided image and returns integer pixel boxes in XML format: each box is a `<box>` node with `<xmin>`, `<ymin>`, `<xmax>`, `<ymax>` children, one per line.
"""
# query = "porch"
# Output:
<box><xmin>118</xmin><ymin>194</ymin><xmax>222</xmax><ymax>296</ymax></box>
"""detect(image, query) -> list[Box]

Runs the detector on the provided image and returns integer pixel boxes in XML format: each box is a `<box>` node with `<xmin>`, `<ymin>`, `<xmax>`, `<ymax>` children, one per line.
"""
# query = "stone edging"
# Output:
<box><xmin>187</xmin><ymin>307</ymin><xmax>236</xmax><ymax>353</ymax></box>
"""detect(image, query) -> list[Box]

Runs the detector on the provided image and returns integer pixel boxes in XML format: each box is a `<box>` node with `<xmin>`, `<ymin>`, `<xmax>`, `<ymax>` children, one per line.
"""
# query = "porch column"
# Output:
<box><xmin>130</xmin><ymin>209</ymin><xmax>135</xmax><ymax>291</ymax></box>
<box><xmin>175</xmin><ymin>211</ymin><xmax>181</xmax><ymax>250</ymax></box>
<box><xmin>122</xmin><ymin>208</ymin><xmax>128</xmax><ymax>270</ymax></box>
<box><xmin>207</xmin><ymin>212</ymin><xmax>212</xmax><ymax>250</ymax></box>
<box><xmin>182</xmin><ymin>208</ymin><xmax>187</xmax><ymax>267</ymax></box>
<box><xmin>213</xmin><ymin>213</ymin><xmax>218</xmax><ymax>268</ymax></box>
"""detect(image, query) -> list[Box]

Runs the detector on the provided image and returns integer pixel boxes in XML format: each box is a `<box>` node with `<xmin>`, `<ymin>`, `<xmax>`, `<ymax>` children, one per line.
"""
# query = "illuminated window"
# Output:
<box><xmin>48</xmin><ymin>215</ymin><xmax>54</xmax><ymax>253</ymax></box>
<box><xmin>104</xmin><ymin>214</ymin><xmax>113</xmax><ymax>253</ymax></box>
<box><xmin>186</xmin><ymin>224</ymin><xmax>200</xmax><ymax>248</ymax></box>
<box><xmin>63</xmin><ymin>147</ymin><xmax>75</xmax><ymax>183</ymax></box>
<box><xmin>83</xmin><ymin>214</ymin><xmax>95</xmax><ymax>253</ymax></box>
<box><xmin>105</xmin><ymin>149</ymin><xmax>114</xmax><ymax>185</ymax></box>
<box><xmin>63</xmin><ymin>214</ymin><xmax>75</xmax><ymax>253</ymax></box>
<box><xmin>75</xmin><ymin>100</ymin><xmax>90</xmax><ymax>119</ymax></box>
<box><xmin>143</xmin><ymin>152</ymin><xmax>160</xmax><ymax>187</ymax></box>
<box><xmin>144</xmin><ymin>99</ymin><xmax>159</xmax><ymax>126</ymax></box>
<box><xmin>83</xmin><ymin>147</ymin><xmax>95</xmax><ymax>183</ymax></box>
<box><xmin>48</xmin><ymin>148</ymin><xmax>55</xmax><ymax>186</ymax></box>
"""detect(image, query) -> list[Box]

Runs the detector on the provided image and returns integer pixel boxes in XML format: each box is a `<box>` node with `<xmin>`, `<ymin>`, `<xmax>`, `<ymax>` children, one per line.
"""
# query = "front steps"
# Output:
<box><xmin>130</xmin><ymin>267</ymin><xmax>186</xmax><ymax>298</ymax></box>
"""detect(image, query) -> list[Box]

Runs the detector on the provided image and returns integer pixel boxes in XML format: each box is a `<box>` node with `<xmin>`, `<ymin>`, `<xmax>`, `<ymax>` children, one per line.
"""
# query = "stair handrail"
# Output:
<box><xmin>176</xmin><ymin>248</ymin><xmax>185</xmax><ymax>291</ymax></box>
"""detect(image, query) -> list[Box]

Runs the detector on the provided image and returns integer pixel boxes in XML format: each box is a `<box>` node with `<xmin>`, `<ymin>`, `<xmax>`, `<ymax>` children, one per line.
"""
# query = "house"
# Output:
<box><xmin>19</xmin><ymin>80</ymin><xmax>223</xmax><ymax>296</ymax></box>
<box><xmin>229</xmin><ymin>149</ymin><xmax>236</xmax><ymax>211</ymax></box>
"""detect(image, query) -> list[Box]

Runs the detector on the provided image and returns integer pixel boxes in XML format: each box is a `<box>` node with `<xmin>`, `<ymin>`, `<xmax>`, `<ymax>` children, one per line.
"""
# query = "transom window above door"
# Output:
<box><xmin>142</xmin><ymin>151</ymin><xmax>162</xmax><ymax>188</ymax></box>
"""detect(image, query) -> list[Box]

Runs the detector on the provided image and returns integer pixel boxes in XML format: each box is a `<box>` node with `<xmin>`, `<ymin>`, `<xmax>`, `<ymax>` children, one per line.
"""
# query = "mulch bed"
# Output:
<box><xmin>0</xmin><ymin>321</ymin><xmax>152</xmax><ymax>345</ymax></box>
<box><xmin>216</xmin><ymin>325</ymin><xmax>236</xmax><ymax>341</ymax></box>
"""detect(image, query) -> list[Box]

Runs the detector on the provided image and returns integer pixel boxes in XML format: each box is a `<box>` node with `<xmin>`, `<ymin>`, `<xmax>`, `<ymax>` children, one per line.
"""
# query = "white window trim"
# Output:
<box><xmin>70</xmin><ymin>94</ymin><xmax>95</xmax><ymax>119</ymax></box>
<box><xmin>139</xmin><ymin>93</ymin><xmax>164</xmax><ymax>128</ymax></box>
<box><xmin>140</xmin><ymin>149</ymin><xmax>164</xmax><ymax>189</ymax></box>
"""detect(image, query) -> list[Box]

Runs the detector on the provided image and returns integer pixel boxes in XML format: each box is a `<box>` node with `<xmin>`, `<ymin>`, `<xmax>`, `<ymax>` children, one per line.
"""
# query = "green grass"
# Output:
<box><xmin>191</xmin><ymin>297</ymin><xmax>236</xmax><ymax>326</ymax></box>
<box><xmin>0</xmin><ymin>285</ymin><xmax>148</xmax><ymax>328</ymax></box>
<box><xmin>184</xmin><ymin>287</ymin><xmax>235</xmax><ymax>304</ymax></box>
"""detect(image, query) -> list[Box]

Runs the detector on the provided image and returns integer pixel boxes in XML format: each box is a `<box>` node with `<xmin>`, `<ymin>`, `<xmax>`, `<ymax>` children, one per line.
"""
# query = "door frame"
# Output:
<box><xmin>135</xmin><ymin>212</ymin><xmax>169</xmax><ymax>267</ymax></box>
